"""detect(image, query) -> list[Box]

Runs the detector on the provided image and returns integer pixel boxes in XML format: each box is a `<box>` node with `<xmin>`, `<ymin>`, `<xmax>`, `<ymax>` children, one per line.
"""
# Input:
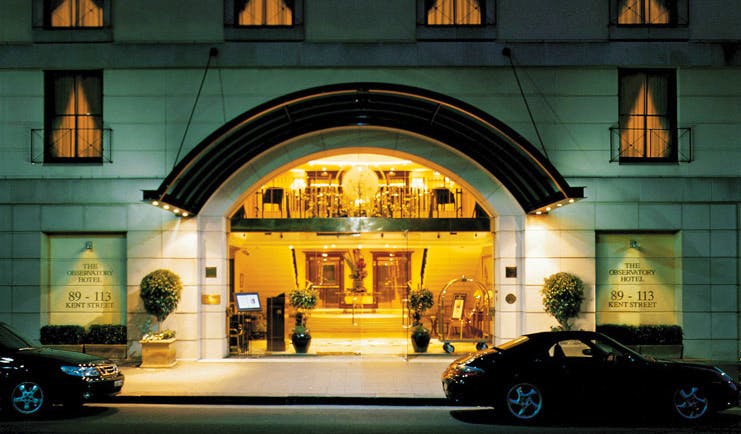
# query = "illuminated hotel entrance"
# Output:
<box><xmin>144</xmin><ymin>83</ymin><xmax>584</xmax><ymax>359</ymax></box>
<box><xmin>227</xmin><ymin>153</ymin><xmax>494</xmax><ymax>356</ymax></box>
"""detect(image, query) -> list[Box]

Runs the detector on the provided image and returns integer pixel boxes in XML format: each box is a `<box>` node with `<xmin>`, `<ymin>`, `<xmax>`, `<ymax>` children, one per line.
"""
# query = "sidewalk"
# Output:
<box><xmin>111</xmin><ymin>355</ymin><xmax>740</xmax><ymax>406</ymax></box>
<box><xmin>113</xmin><ymin>355</ymin><xmax>456</xmax><ymax>405</ymax></box>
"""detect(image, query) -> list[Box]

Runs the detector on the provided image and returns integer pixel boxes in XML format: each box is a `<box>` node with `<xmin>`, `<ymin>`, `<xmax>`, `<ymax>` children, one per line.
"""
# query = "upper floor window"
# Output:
<box><xmin>425</xmin><ymin>0</ymin><xmax>483</xmax><ymax>26</ymax></box>
<box><xmin>616</xmin><ymin>0</ymin><xmax>676</xmax><ymax>26</ymax></box>
<box><xmin>236</xmin><ymin>0</ymin><xmax>294</xmax><ymax>26</ymax></box>
<box><xmin>44</xmin><ymin>0</ymin><xmax>104</xmax><ymax>28</ymax></box>
<box><xmin>617</xmin><ymin>69</ymin><xmax>677</xmax><ymax>162</ymax></box>
<box><xmin>44</xmin><ymin>71</ymin><xmax>103</xmax><ymax>162</ymax></box>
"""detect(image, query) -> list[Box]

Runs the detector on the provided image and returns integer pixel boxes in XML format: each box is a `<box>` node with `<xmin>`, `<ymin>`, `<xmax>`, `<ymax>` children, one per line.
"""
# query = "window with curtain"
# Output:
<box><xmin>236</xmin><ymin>0</ymin><xmax>294</xmax><ymax>26</ymax></box>
<box><xmin>44</xmin><ymin>0</ymin><xmax>104</xmax><ymax>28</ymax></box>
<box><xmin>616</xmin><ymin>0</ymin><xmax>675</xmax><ymax>25</ymax></box>
<box><xmin>45</xmin><ymin>71</ymin><xmax>103</xmax><ymax>162</ymax></box>
<box><xmin>618</xmin><ymin>70</ymin><xmax>676</xmax><ymax>161</ymax></box>
<box><xmin>425</xmin><ymin>0</ymin><xmax>483</xmax><ymax>26</ymax></box>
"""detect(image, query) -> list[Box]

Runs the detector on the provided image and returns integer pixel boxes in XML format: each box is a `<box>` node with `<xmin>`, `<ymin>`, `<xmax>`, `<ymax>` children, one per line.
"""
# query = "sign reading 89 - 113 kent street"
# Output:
<box><xmin>47</xmin><ymin>235</ymin><xmax>126</xmax><ymax>326</ymax></box>
<box><xmin>596</xmin><ymin>233</ymin><xmax>679</xmax><ymax>325</ymax></box>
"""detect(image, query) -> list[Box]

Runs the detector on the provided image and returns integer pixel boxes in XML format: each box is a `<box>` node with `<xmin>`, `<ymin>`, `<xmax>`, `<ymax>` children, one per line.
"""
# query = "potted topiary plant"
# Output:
<box><xmin>287</xmin><ymin>283</ymin><xmax>318</xmax><ymax>353</ymax></box>
<box><xmin>139</xmin><ymin>269</ymin><xmax>182</xmax><ymax>367</ymax></box>
<box><xmin>541</xmin><ymin>272</ymin><xmax>584</xmax><ymax>331</ymax></box>
<box><xmin>409</xmin><ymin>286</ymin><xmax>434</xmax><ymax>353</ymax></box>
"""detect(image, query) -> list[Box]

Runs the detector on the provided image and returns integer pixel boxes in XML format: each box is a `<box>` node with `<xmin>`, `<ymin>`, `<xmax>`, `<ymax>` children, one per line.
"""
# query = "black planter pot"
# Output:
<box><xmin>291</xmin><ymin>331</ymin><xmax>312</xmax><ymax>353</ymax></box>
<box><xmin>411</xmin><ymin>327</ymin><xmax>430</xmax><ymax>353</ymax></box>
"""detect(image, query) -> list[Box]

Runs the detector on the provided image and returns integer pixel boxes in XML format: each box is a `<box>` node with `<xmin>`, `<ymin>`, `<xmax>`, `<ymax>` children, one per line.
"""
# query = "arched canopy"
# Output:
<box><xmin>144</xmin><ymin>82</ymin><xmax>583</xmax><ymax>216</ymax></box>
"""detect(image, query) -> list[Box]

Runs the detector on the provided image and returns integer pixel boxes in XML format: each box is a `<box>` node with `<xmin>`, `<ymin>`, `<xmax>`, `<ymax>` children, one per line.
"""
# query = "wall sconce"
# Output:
<box><xmin>85</xmin><ymin>241</ymin><xmax>94</xmax><ymax>251</ymax></box>
<box><xmin>630</xmin><ymin>240</ymin><xmax>640</xmax><ymax>249</ymax></box>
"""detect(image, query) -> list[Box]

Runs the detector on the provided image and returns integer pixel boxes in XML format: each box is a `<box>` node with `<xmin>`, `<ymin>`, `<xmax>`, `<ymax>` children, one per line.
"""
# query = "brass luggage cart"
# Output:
<box><xmin>436</xmin><ymin>276</ymin><xmax>492</xmax><ymax>353</ymax></box>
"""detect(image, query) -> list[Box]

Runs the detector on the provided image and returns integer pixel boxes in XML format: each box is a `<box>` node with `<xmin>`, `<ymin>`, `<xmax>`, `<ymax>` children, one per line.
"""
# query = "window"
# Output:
<box><xmin>236</xmin><ymin>0</ymin><xmax>293</xmax><ymax>26</ymax></box>
<box><xmin>618</xmin><ymin>70</ymin><xmax>677</xmax><ymax>162</ymax></box>
<box><xmin>44</xmin><ymin>0</ymin><xmax>104</xmax><ymax>28</ymax></box>
<box><xmin>44</xmin><ymin>71</ymin><xmax>103</xmax><ymax>162</ymax></box>
<box><xmin>224</xmin><ymin>0</ymin><xmax>303</xmax><ymax>40</ymax></box>
<box><xmin>616</xmin><ymin>0</ymin><xmax>676</xmax><ymax>26</ymax></box>
<box><xmin>425</xmin><ymin>0</ymin><xmax>483</xmax><ymax>26</ymax></box>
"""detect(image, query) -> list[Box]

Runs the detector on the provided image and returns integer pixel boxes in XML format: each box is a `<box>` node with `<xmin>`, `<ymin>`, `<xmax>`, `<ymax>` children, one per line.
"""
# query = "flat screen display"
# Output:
<box><xmin>235</xmin><ymin>292</ymin><xmax>262</xmax><ymax>312</ymax></box>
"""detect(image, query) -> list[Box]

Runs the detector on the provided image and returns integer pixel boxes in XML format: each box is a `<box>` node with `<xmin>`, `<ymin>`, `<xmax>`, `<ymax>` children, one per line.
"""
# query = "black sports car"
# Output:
<box><xmin>442</xmin><ymin>330</ymin><xmax>739</xmax><ymax>422</ymax></box>
<box><xmin>0</xmin><ymin>322</ymin><xmax>124</xmax><ymax>417</ymax></box>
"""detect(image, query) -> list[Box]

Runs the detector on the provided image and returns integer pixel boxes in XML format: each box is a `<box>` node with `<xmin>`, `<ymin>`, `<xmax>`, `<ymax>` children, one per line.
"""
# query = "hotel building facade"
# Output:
<box><xmin>0</xmin><ymin>0</ymin><xmax>739</xmax><ymax>361</ymax></box>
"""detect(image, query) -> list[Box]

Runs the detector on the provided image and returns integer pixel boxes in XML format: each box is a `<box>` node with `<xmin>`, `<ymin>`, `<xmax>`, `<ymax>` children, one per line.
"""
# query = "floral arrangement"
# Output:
<box><xmin>288</xmin><ymin>283</ymin><xmax>319</xmax><ymax>333</ymax></box>
<box><xmin>344</xmin><ymin>248</ymin><xmax>367</xmax><ymax>281</ymax></box>
<box><xmin>409</xmin><ymin>286</ymin><xmax>434</xmax><ymax>328</ymax></box>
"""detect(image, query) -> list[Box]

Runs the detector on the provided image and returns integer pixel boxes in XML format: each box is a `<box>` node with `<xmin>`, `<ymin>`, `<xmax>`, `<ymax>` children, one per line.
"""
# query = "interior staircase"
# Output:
<box><xmin>307</xmin><ymin>308</ymin><xmax>409</xmax><ymax>338</ymax></box>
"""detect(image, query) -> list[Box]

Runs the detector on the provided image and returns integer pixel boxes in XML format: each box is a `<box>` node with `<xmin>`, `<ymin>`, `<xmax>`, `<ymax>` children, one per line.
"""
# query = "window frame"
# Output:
<box><xmin>43</xmin><ymin>70</ymin><xmax>105</xmax><ymax>164</ymax></box>
<box><xmin>32</xmin><ymin>0</ymin><xmax>112</xmax><ymax>42</ymax></box>
<box><xmin>224</xmin><ymin>0</ymin><xmax>304</xmax><ymax>41</ymax></box>
<box><xmin>608</xmin><ymin>0</ymin><xmax>689</xmax><ymax>40</ymax></box>
<box><xmin>616</xmin><ymin>68</ymin><xmax>678</xmax><ymax>164</ymax></box>
<box><xmin>416</xmin><ymin>0</ymin><xmax>496</xmax><ymax>40</ymax></box>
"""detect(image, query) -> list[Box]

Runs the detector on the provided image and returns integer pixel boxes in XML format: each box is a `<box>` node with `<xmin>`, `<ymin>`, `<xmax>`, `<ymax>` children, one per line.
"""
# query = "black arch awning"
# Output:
<box><xmin>144</xmin><ymin>82</ymin><xmax>583</xmax><ymax>216</ymax></box>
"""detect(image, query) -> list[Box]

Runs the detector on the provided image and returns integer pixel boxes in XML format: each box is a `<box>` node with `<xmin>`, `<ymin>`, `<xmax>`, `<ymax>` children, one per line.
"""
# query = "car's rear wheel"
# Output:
<box><xmin>672</xmin><ymin>384</ymin><xmax>710</xmax><ymax>421</ymax></box>
<box><xmin>503</xmin><ymin>382</ymin><xmax>544</xmax><ymax>422</ymax></box>
<box><xmin>8</xmin><ymin>379</ymin><xmax>48</xmax><ymax>417</ymax></box>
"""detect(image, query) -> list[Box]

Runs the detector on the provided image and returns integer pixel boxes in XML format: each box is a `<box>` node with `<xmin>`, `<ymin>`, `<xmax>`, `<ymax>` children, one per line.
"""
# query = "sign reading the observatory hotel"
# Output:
<box><xmin>48</xmin><ymin>235</ymin><xmax>126</xmax><ymax>326</ymax></box>
<box><xmin>596</xmin><ymin>233</ymin><xmax>678</xmax><ymax>325</ymax></box>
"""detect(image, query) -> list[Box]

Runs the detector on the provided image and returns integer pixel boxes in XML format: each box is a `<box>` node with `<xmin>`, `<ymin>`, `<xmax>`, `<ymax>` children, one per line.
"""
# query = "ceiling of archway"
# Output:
<box><xmin>143</xmin><ymin>82</ymin><xmax>583</xmax><ymax>217</ymax></box>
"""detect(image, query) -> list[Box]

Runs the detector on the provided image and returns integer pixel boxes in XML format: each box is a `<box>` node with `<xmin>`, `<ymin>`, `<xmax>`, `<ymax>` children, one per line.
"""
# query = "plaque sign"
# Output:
<box><xmin>48</xmin><ymin>235</ymin><xmax>126</xmax><ymax>326</ymax></box>
<box><xmin>596</xmin><ymin>233</ymin><xmax>679</xmax><ymax>325</ymax></box>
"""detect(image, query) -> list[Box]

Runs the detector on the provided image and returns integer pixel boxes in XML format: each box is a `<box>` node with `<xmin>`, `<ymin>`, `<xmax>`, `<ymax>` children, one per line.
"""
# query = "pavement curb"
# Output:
<box><xmin>103</xmin><ymin>395</ymin><xmax>451</xmax><ymax>406</ymax></box>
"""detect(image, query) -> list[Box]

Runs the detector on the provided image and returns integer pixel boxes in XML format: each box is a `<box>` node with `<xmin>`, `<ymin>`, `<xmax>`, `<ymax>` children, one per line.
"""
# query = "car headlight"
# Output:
<box><xmin>456</xmin><ymin>364</ymin><xmax>485</xmax><ymax>377</ymax></box>
<box><xmin>61</xmin><ymin>365</ymin><xmax>101</xmax><ymax>378</ymax></box>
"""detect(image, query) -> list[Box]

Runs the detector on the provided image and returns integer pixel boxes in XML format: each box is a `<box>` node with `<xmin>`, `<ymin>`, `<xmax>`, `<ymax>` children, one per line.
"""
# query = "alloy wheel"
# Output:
<box><xmin>673</xmin><ymin>385</ymin><xmax>709</xmax><ymax>420</ymax></box>
<box><xmin>505</xmin><ymin>382</ymin><xmax>543</xmax><ymax>420</ymax></box>
<box><xmin>10</xmin><ymin>380</ymin><xmax>46</xmax><ymax>415</ymax></box>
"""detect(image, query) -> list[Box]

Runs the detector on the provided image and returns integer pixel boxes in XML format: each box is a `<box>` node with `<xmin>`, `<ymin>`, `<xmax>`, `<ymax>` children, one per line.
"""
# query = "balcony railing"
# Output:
<box><xmin>31</xmin><ymin>128</ymin><xmax>112</xmax><ymax>163</ymax></box>
<box><xmin>609</xmin><ymin>127</ymin><xmax>692</xmax><ymax>163</ymax></box>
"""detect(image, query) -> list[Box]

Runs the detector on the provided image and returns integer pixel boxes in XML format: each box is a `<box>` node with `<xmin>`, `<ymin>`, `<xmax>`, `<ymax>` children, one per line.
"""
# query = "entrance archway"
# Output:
<box><xmin>143</xmin><ymin>83</ymin><xmax>583</xmax><ymax>358</ymax></box>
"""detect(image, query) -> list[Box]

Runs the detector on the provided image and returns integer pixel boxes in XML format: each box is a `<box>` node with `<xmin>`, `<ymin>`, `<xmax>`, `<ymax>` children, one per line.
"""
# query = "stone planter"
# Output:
<box><xmin>85</xmin><ymin>344</ymin><xmax>128</xmax><ymax>360</ymax></box>
<box><xmin>139</xmin><ymin>338</ymin><xmax>177</xmax><ymax>368</ymax></box>
<box><xmin>43</xmin><ymin>344</ymin><xmax>84</xmax><ymax>353</ymax></box>
<box><xmin>629</xmin><ymin>344</ymin><xmax>683</xmax><ymax>360</ymax></box>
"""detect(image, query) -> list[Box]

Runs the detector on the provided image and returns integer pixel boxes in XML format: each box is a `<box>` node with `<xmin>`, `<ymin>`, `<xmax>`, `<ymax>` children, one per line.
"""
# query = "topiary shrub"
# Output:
<box><xmin>541</xmin><ymin>272</ymin><xmax>584</xmax><ymax>331</ymax></box>
<box><xmin>140</xmin><ymin>269</ymin><xmax>182</xmax><ymax>337</ymax></box>
<box><xmin>39</xmin><ymin>325</ymin><xmax>85</xmax><ymax>345</ymax></box>
<box><xmin>409</xmin><ymin>287</ymin><xmax>434</xmax><ymax>326</ymax></box>
<box><xmin>85</xmin><ymin>324</ymin><xmax>127</xmax><ymax>344</ymax></box>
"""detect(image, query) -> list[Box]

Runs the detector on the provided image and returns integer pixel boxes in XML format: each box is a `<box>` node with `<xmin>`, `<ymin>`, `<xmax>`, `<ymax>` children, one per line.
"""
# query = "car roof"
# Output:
<box><xmin>523</xmin><ymin>330</ymin><xmax>602</xmax><ymax>342</ymax></box>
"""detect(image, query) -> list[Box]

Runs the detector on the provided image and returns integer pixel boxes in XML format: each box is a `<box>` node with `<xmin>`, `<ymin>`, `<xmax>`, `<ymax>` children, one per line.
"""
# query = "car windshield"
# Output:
<box><xmin>0</xmin><ymin>323</ymin><xmax>35</xmax><ymax>350</ymax></box>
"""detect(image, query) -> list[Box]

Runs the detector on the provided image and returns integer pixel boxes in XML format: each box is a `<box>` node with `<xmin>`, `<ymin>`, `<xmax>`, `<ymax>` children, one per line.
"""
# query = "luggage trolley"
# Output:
<box><xmin>436</xmin><ymin>276</ymin><xmax>492</xmax><ymax>353</ymax></box>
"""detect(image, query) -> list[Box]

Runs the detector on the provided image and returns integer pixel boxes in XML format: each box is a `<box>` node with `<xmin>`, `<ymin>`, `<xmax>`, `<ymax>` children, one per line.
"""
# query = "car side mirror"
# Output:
<box><xmin>582</xmin><ymin>348</ymin><xmax>592</xmax><ymax>356</ymax></box>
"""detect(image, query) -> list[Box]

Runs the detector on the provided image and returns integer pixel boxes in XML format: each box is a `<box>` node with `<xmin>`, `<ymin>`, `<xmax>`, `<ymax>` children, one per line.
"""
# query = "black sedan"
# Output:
<box><xmin>0</xmin><ymin>322</ymin><xmax>124</xmax><ymax>417</ymax></box>
<box><xmin>442</xmin><ymin>330</ymin><xmax>739</xmax><ymax>423</ymax></box>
